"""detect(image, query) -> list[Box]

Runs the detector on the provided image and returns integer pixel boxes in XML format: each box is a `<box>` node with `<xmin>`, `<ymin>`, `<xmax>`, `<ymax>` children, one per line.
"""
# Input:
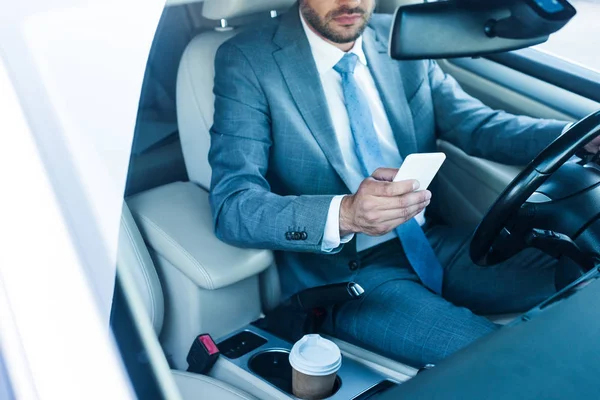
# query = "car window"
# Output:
<box><xmin>534</xmin><ymin>0</ymin><xmax>600</xmax><ymax>73</ymax></box>
<box><xmin>125</xmin><ymin>6</ymin><xmax>192</xmax><ymax>197</ymax></box>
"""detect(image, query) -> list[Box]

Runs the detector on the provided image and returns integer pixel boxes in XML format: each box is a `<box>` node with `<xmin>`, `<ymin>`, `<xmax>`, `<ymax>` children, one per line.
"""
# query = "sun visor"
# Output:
<box><xmin>390</xmin><ymin>0</ymin><xmax>576</xmax><ymax>60</ymax></box>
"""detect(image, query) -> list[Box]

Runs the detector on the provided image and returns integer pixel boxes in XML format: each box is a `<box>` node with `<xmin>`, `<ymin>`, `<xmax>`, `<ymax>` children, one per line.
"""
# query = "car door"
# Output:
<box><xmin>433</xmin><ymin>0</ymin><xmax>600</xmax><ymax>229</ymax></box>
<box><xmin>0</xmin><ymin>0</ymin><xmax>166</xmax><ymax>397</ymax></box>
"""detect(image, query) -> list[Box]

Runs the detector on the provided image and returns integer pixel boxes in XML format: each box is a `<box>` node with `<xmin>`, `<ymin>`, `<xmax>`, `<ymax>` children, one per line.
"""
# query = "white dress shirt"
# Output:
<box><xmin>299</xmin><ymin>13</ymin><xmax>425</xmax><ymax>253</ymax></box>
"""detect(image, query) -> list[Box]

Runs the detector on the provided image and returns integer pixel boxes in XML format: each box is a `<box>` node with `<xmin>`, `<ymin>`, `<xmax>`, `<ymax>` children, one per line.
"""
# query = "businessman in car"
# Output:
<box><xmin>208</xmin><ymin>0</ymin><xmax>600</xmax><ymax>366</ymax></box>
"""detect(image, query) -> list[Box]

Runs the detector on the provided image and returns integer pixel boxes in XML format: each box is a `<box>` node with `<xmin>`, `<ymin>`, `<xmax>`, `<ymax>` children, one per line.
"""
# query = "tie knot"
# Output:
<box><xmin>333</xmin><ymin>53</ymin><xmax>359</xmax><ymax>75</ymax></box>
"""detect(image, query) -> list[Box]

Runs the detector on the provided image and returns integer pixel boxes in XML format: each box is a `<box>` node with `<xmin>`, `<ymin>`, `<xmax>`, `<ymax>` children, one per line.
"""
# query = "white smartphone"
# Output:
<box><xmin>393</xmin><ymin>152</ymin><xmax>446</xmax><ymax>191</ymax></box>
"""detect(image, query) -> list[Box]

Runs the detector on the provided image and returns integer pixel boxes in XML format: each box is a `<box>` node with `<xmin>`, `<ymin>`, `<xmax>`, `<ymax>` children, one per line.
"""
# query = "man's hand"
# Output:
<box><xmin>564</xmin><ymin>121</ymin><xmax>600</xmax><ymax>154</ymax></box>
<box><xmin>339</xmin><ymin>168</ymin><xmax>431</xmax><ymax>237</ymax></box>
<box><xmin>584</xmin><ymin>136</ymin><xmax>600</xmax><ymax>154</ymax></box>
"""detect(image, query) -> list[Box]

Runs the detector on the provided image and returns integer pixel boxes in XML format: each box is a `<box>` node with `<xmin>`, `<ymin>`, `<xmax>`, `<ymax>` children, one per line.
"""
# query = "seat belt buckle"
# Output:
<box><xmin>186</xmin><ymin>333</ymin><xmax>220</xmax><ymax>374</ymax></box>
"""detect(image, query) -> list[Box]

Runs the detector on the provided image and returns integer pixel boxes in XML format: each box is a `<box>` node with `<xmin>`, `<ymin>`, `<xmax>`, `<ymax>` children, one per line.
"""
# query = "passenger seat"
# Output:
<box><xmin>116</xmin><ymin>204</ymin><xmax>257</xmax><ymax>400</ymax></box>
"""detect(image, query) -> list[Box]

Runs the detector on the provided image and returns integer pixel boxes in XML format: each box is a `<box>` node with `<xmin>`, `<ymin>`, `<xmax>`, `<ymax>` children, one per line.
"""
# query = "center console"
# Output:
<box><xmin>216</xmin><ymin>325</ymin><xmax>399</xmax><ymax>399</ymax></box>
<box><xmin>127</xmin><ymin>183</ymin><xmax>410</xmax><ymax>398</ymax></box>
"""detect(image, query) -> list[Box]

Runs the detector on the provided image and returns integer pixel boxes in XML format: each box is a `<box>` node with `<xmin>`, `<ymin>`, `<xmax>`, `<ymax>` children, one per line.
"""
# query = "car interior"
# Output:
<box><xmin>112</xmin><ymin>0</ymin><xmax>600</xmax><ymax>398</ymax></box>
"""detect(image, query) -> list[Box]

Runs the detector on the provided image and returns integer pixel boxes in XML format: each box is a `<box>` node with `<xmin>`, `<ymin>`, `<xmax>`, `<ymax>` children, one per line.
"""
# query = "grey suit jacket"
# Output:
<box><xmin>208</xmin><ymin>6</ymin><xmax>567</xmax><ymax>299</ymax></box>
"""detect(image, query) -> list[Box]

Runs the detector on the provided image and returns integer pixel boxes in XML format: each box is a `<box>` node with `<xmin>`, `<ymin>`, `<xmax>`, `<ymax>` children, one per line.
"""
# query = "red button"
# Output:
<box><xmin>199</xmin><ymin>334</ymin><xmax>219</xmax><ymax>356</ymax></box>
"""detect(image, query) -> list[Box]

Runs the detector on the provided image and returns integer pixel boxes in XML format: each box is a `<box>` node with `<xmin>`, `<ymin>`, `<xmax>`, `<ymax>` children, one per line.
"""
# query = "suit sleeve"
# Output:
<box><xmin>208</xmin><ymin>42</ymin><xmax>340</xmax><ymax>253</ymax></box>
<box><xmin>427</xmin><ymin>60</ymin><xmax>569</xmax><ymax>165</ymax></box>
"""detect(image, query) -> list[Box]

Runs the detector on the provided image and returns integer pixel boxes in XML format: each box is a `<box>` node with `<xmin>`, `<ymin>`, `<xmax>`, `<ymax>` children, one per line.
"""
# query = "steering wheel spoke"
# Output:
<box><xmin>471</xmin><ymin>110</ymin><xmax>600</xmax><ymax>266</ymax></box>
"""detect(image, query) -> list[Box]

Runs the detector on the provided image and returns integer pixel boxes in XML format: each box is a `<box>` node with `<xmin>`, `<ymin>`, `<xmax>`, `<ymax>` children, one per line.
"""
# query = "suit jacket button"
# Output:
<box><xmin>294</xmin><ymin>232</ymin><xmax>301</xmax><ymax>240</ymax></box>
<box><xmin>349</xmin><ymin>261</ymin><xmax>359</xmax><ymax>271</ymax></box>
<box><xmin>301</xmin><ymin>232</ymin><xmax>307</xmax><ymax>240</ymax></box>
<box><xmin>285</xmin><ymin>232</ymin><xmax>292</xmax><ymax>240</ymax></box>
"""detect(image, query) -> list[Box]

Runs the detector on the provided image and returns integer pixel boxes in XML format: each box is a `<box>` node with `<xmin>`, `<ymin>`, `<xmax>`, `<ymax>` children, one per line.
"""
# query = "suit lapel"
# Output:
<box><xmin>363</xmin><ymin>26</ymin><xmax>418</xmax><ymax>158</ymax></box>
<box><xmin>273</xmin><ymin>8</ymin><xmax>355</xmax><ymax>189</ymax></box>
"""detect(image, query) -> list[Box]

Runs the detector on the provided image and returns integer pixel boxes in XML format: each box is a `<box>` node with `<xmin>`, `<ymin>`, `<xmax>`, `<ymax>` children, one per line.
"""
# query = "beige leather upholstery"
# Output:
<box><xmin>117</xmin><ymin>205</ymin><xmax>257</xmax><ymax>399</ymax></box>
<box><xmin>175</xmin><ymin>0</ymin><xmax>283</xmax><ymax>315</ymax></box>
<box><xmin>127</xmin><ymin>182</ymin><xmax>273</xmax><ymax>290</ymax></box>
<box><xmin>127</xmin><ymin>182</ymin><xmax>273</xmax><ymax>368</ymax></box>
<box><xmin>177</xmin><ymin>30</ymin><xmax>237</xmax><ymax>189</ymax></box>
<box><xmin>127</xmin><ymin>0</ymin><xmax>295</xmax><ymax>370</ymax></box>
<box><xmin>177</xmin><ymin>0</ymin><xmax>293</xmax><ymax>188</ymax></box>
<box><xmin>172</xmin><ymin>371</ymin><xmax>258</xmax><ymax>400</ymax></box>
<box><xmin>328</xmin><ymin>337</ymin><xmax>417</xmax><ymax>382</ymax></box>
<box><xmin>118</xmin><ymin>204</ymin><xmax>164</xmax><ymax>334</ymax></box>
<box><xmin>202</xmin><ymin>0</ymin><xmax>295</xmax><ymax>20</ymax></box>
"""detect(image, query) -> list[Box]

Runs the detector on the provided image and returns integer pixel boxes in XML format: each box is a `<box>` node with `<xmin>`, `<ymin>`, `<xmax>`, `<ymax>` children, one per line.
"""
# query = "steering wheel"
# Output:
<box><xmin>470</xmin><ymin>110</ymin><xmax>600</xmax><ymax>268</ymax></box>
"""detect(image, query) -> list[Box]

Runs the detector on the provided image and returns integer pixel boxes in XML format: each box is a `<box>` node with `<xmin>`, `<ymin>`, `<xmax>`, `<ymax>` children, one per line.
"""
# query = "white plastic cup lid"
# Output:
<box><xmin>289</xmin><ymin>334</ymin><xmax>342</xmax><ymax>376</ymax></box>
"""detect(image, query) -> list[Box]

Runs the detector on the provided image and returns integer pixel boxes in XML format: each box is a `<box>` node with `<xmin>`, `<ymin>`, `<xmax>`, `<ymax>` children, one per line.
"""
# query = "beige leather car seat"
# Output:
<box><xmin>133</xmin><ymin>0</ymin><xmax>414</xmax><ymax>378</ymax></box>
<box><xmin>117</xmin><ymin>204</ymin><xmax>257</xmax><ymax>400</ymax></box>
<box><xmin>126</xmin><ymin>1</ymin><xmax>296</xmax><ymax>369</ymax></box>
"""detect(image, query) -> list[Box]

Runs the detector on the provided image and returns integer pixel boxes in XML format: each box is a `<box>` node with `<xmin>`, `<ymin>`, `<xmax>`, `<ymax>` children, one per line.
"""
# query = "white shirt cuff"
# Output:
<box><xmin>322</xmin><ymin>195</ymin><xmax>354</xmax><ymax>252</ymax></box>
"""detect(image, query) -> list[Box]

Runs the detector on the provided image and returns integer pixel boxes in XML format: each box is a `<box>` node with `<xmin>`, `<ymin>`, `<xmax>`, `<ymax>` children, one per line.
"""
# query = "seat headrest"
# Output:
<box><xmin>202</xmin><ymin>0</ymin><xmax>296</xmax><ymax>20</ymax></box>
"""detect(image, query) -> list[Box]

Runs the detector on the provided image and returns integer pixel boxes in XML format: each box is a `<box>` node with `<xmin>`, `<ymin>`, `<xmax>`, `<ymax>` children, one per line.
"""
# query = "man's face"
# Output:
<box><xmin>300</xmin><ymin>0</ymin><xmax>376</xmax><ymax>44</ymax></box>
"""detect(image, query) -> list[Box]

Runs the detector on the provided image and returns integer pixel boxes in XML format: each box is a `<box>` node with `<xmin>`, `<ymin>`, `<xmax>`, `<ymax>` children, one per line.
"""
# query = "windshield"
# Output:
<box><xmin>535</xmin><ymin>0</ymin><xmax>600</xmax><ymax>73</ymax></box>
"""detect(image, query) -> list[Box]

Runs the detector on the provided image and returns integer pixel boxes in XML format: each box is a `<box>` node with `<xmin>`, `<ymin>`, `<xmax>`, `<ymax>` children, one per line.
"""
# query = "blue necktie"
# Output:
<box><xmin>334</xmin><ymin>53</ymin><xmax>443</xmax><ymax>295</ymax></box>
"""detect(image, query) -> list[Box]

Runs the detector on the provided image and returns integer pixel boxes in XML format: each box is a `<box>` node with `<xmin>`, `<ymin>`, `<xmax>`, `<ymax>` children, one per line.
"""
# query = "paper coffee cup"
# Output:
<box><xmin>289</xmin><ymin>334</ymin><xmax>342</xmax><ymax>400</ymax></box>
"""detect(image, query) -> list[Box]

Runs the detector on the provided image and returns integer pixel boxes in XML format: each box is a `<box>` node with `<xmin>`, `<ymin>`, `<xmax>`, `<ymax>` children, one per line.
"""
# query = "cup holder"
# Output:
<box><xmin>248</xmin><ymin>349</ymin><xmax>341</xmax><ymax>397</ymax></box>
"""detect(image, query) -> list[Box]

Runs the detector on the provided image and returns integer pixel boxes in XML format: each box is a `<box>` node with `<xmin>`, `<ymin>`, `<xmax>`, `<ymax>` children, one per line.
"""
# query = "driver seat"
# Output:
<box><xmin>126</xmin><ymin>0</ymin><xmax>416</xmax><ymax>378</ymax></box>
<box><xmin>175</xmin><ymin>0</ymin><xmax>297</xmax><ymax>312</ymax></box>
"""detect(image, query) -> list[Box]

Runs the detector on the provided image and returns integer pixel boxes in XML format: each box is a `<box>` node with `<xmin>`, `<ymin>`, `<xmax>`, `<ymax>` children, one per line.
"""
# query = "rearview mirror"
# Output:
<box><xmin>389</xmin><ymin>0</ymin><xmax>576</xmax><ymax>60</ymax></box>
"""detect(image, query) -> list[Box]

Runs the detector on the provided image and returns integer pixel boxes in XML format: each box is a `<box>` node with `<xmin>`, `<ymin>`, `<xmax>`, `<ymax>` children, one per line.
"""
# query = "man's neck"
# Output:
<box><xmin>303</xmin><ymin>17</ymin><xmax>355</xmax><ymax>52</ymax></box>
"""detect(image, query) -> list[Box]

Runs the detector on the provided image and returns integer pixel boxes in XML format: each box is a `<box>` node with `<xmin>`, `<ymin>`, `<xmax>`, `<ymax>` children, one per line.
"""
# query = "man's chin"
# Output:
<box><xmin>326</xmin><ymin>26</ymin><xmax>363</xmax><ymax>44</ymax></box>
<box><xmin>331</xmin><ymin>34</ymin><xmax>361</xmax><ymax>44</ymax></box>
